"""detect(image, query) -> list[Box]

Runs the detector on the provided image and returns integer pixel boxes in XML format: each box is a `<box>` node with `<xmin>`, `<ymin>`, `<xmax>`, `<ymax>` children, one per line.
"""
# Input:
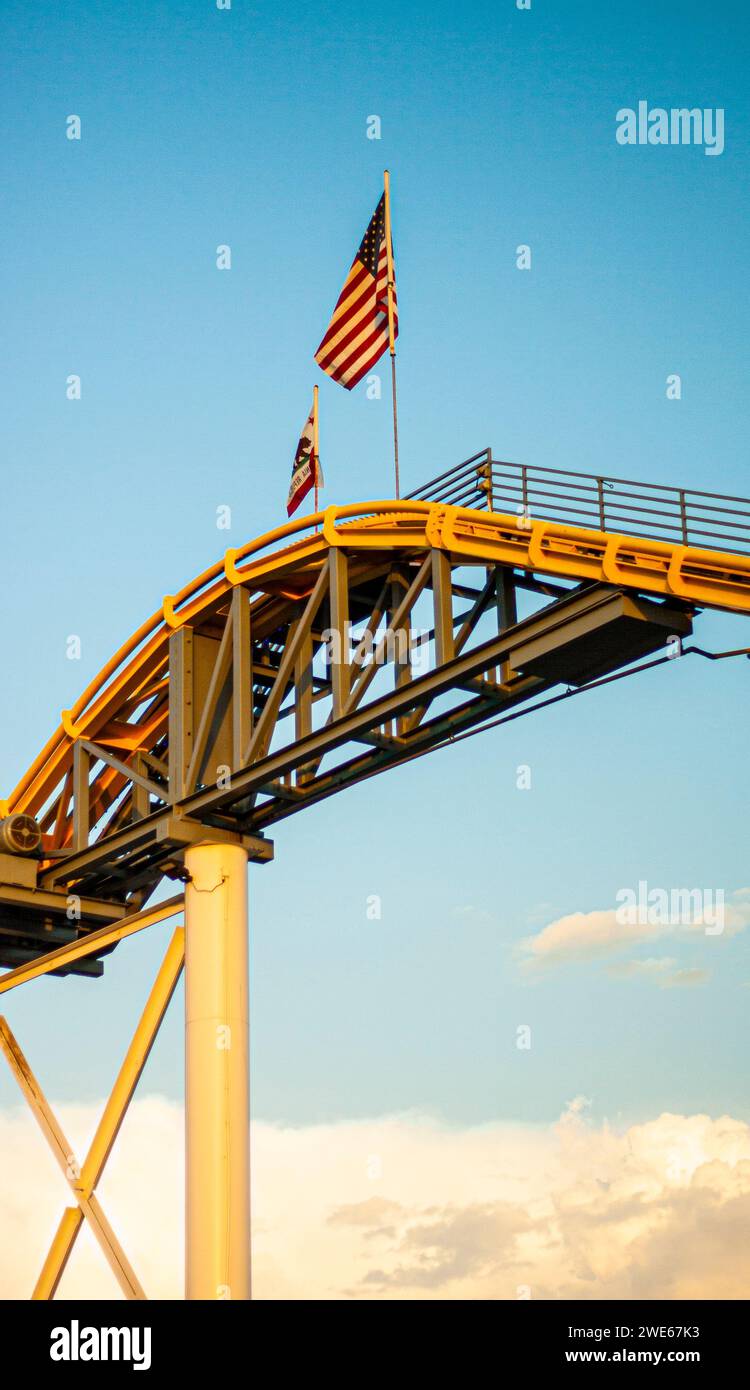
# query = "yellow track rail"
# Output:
<box><xmin>4</xmin><ymin>500</ymin><xmax>750</xmax><ymax>818</ymax></box>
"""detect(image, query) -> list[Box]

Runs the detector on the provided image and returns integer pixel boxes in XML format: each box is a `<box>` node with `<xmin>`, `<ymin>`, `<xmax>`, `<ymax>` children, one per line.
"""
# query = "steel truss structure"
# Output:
<box><xmin>1</xmin><ymin>452</ymin><xmax>749</xmax><ymax>1298</ymax></box>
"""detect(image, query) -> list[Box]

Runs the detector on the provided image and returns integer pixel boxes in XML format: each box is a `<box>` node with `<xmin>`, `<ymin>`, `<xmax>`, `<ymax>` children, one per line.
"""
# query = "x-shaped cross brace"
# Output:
<box><xmin>0</xmin><ymin>925</ymin><xmax>184</xmax><ymax>1299</ymax></box>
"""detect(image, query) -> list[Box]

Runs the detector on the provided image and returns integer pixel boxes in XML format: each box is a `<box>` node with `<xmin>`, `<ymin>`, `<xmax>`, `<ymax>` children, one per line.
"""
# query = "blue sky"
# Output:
<box><xmin>0</xmin><ymin>0</ymin><xmax>748</xmax><ymax>1130</ymax></box>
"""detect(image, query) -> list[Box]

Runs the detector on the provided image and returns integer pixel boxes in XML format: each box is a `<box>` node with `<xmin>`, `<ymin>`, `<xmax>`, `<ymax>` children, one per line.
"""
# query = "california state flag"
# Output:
<box><xmin>287</xmin><ymin>403</ymin><xmax>323</xmax><ymax>517</ymax></box>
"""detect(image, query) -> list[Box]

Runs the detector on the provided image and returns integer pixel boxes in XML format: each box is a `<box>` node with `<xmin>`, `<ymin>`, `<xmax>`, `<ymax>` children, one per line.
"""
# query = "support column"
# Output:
<box><xmin>495</xmin><ymin>567</ymin><xmax>518</xmax><ymax>684</ymax></box>
<box><xmin>328</xmin><ymin>546</ymin><xmax>350</xmax><ymax>718</ymax></box>
<box><xmin>185</xmin><ymin>841</ymin><xmax>251</xmax><ymax>1300</ymax></box>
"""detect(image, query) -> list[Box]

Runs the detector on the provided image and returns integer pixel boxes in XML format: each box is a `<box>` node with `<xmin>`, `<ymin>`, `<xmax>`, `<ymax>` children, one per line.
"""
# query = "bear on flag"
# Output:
<box><xmin>287</xmin><ymin>397</ymin><xmax>322</xmax><ymax>517</ymax></box>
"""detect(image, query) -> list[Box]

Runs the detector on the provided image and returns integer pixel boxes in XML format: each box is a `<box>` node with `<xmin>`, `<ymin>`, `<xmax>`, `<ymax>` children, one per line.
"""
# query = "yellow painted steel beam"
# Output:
<box><xmin>32</xmin><ymin>927</ymin><xmax>185</xmax><ymax>1299</ymax></box>
<box><xmin>0</xmin><ymin>895</ymin><xmax>184</xmax><ymax>995</ymax></box>
<box><xmin>242</xmin><ymin>561</ymin><xmax>330</xmax><ymax>766</ymax></box>
<box><xmin>0</xmin><ymin>1018</ymin><xmax>146</xmax><ymax>1300</ymax></box>
<box><xmin>35</xmin><ymin>1208</ymin><xmax>80</xmax><ymax>1300</ymax></box>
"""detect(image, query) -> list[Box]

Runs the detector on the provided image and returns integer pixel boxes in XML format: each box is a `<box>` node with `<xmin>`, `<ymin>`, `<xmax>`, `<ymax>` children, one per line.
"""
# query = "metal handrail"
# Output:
<box><xmin>406</xmin><ymin>450</ymin><xmax>750</xmax><ymax>557</ymax></box>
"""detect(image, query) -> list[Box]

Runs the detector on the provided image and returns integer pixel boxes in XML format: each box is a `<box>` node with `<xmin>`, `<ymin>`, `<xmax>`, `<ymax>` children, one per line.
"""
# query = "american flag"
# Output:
<box><xmin>314</xmin><ymin>193</ymin><xmax>398</xmax><ymax>389</ymax></box>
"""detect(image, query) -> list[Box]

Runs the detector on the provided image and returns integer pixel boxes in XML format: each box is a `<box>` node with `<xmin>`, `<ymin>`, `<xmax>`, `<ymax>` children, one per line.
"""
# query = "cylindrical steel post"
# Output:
<box><xmin>185</xmin><ymin>841</ymin><xmax>251</xmax><ymax>1300</ymax></box>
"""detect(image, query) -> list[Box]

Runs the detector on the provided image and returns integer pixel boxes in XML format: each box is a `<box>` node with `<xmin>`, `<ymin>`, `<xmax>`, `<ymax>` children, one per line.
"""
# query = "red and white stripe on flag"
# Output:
<box><xmin>314</xmin><ymin>194</ymin><xmax>398</xmax><ymax>390</ymax></box>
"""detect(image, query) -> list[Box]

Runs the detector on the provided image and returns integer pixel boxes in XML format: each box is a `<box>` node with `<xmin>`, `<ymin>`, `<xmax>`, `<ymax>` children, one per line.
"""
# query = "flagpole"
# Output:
<box><xmin>383</xmin><ymin>169</ymin><xmax>400</xmax><ymax>499</ymax></box>
<box><xmin>313</xmin><ymin>384</ymin><xmax>320</xmax><ymax>533</ymax></box>
<box><xmin>313</xmin><ymin>384</ymin><xmax>319</xmax><ymax>518</ymax></box>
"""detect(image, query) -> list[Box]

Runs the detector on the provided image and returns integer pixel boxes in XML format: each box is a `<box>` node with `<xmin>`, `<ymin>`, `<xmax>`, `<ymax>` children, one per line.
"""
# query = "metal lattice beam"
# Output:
<box><xmin>4</xmin><ymin>478</ymin><xmax>740</xmax><ymax>970</ymax></box>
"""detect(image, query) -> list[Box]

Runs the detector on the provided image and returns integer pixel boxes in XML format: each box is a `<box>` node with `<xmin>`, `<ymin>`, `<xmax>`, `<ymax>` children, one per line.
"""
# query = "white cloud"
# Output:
<box><xmin>518</xmin><ymin>909</ymin><xmax>655</xmax><ymax>967</ymax></box>
<box><xmin>0</xmin><ymin>1098</ymin><xmax>749</xmax><ymax>1299</ymax></box>
<box><xmin>517</xmin><ymin>890</ymin><xmax>750</xmax><ymax>974</ymax></box>
<box><xmin>606</xmin><ymin>958</ymin><xmax>711</xmax><ymax>989</ymax></box>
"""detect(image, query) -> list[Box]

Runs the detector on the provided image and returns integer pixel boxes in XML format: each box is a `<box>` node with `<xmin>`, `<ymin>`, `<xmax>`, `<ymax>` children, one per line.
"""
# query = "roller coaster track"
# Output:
<box><xmin>2</xmin><ymin>448</ymin><xmax>750</xmax><ymax>1301</ymax></box>
<box><xmin>2</xmin><ymin>450</ymin><xmax>750</xmax><ymax>974</ymax></box>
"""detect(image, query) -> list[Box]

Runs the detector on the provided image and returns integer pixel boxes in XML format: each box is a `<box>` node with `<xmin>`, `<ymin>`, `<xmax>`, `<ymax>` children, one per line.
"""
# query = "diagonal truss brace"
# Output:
<box><xmin>0</xmin><ymin>1018</ymin><xmax>146</xmax><ymax>1299</ymax></box>
<box><xmin>0</xmin><ymin>919</ymin><xmax>184</xmax><ymax>1299</ymax></box>
<box><xmin>0</xmin><ymin>895</ymin><xmax>184</xmax><ymax>994</ymax></box>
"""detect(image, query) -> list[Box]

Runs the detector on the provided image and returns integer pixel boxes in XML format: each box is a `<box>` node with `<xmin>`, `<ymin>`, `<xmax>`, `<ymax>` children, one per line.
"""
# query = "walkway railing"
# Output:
<box><xmin>406</xmin><ymin>450</ymin><xmax>750</xmax><ymax>556</ymax></box>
